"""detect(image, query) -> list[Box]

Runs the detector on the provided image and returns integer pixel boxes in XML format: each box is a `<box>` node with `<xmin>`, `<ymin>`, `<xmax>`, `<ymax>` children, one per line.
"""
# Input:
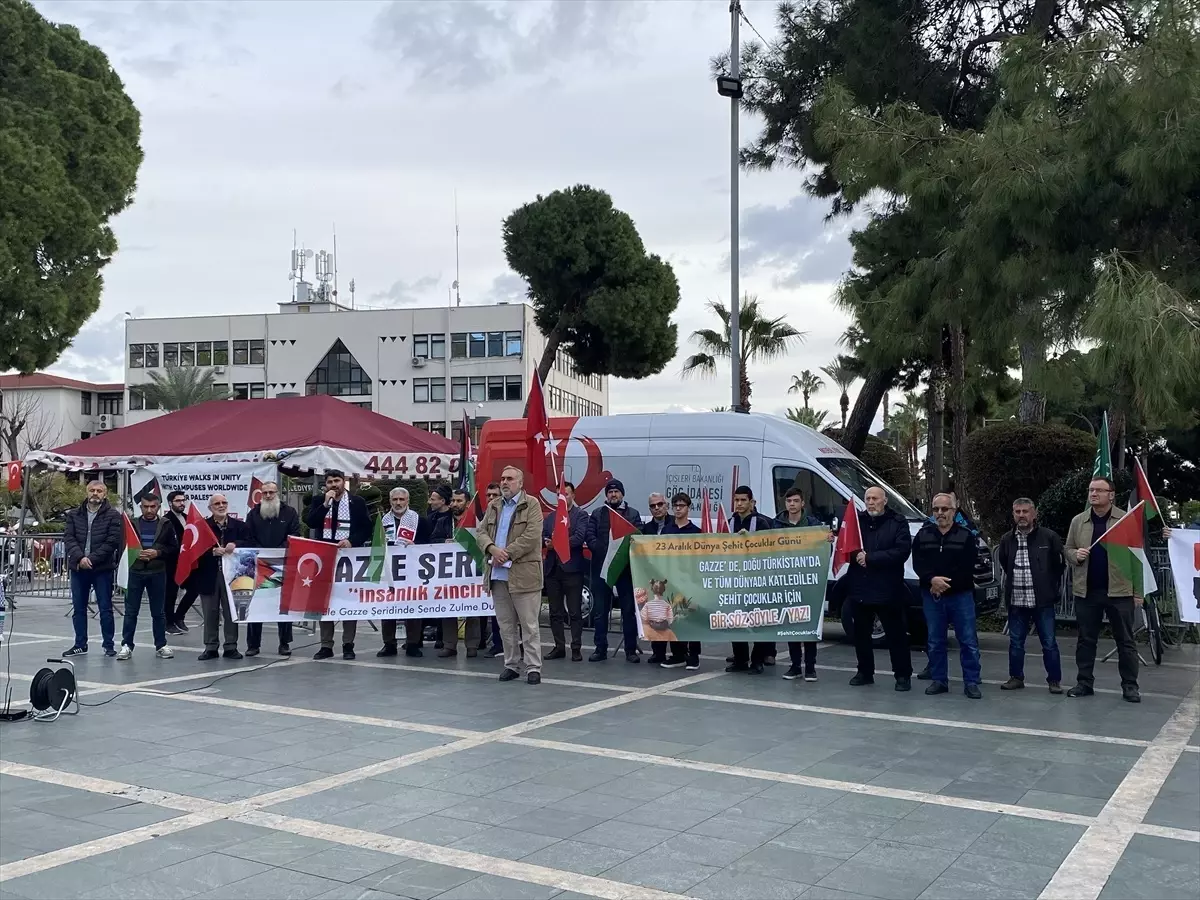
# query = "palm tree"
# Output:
<box><xmin>821</xmin><ymin>359</ymin><xmax>857</xmax><ymax>429</ymax></box>
<box><xmin>888</xmin><ymin>391</ymin><xmax>927</xmax><ymax>478</ymax></box>
<box><xmin>137</xmin><ymin>366</ymin><xmax>231</xmax><ymax>412</ymax></box>
<box><xmin>786</xmin><ymin>407</ymin><xmax>828</xmax><ymax>429</ymax></box>
<box><xmin>788</xmin><ymin>369</ymin><xmax>824</xmax><ymax>409</ymax></box>
<box><xmin>681</xmin><ymin>295</ymin><xmax>806</xmax><ymax>412</ymax></box>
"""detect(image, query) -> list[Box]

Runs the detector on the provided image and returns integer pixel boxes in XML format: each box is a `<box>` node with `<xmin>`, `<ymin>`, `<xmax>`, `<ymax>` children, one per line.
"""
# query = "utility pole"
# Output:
<box><xmin>716</xmin><ymin>2</ymin><xmax>744</xmax><ymax>412</ymax></box>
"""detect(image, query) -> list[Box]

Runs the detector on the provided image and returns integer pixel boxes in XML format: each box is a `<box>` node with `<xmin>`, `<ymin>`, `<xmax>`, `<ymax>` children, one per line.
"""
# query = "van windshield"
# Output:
<box><xmin>817</xmin><ymin>458</ymin><xmax>925</xmax><ymax>521</ymax></box>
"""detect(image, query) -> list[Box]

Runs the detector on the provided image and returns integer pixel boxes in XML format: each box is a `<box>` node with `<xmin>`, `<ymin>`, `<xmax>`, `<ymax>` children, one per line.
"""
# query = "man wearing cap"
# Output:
<box><xmin>306</xmin><ymin>470</ymin><xmax>372</xmax><ymax>660</ymax></box>
<box><xmin>588</xmin><ymin>478</ymin><xmax>643</xmax><ymax>662</ymax></box>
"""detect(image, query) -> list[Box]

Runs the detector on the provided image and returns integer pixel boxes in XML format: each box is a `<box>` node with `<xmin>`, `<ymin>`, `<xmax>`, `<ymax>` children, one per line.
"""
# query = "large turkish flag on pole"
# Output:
<box><xmin>175</xmin><ymin>503</ymin><xmax>218</xmax><ymax>586</ymax></box>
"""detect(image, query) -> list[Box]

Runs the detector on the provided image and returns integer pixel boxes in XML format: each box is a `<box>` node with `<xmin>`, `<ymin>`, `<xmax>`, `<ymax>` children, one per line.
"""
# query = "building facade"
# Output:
<box><xmin>0</xmin><ymin>374</ymin><xmax>125</xmax><ymax>461</ymax></box>
<box><xmin>123</xmin><ymin>300</ymin><xmax>608</xmax><ymax>438</ymax></box>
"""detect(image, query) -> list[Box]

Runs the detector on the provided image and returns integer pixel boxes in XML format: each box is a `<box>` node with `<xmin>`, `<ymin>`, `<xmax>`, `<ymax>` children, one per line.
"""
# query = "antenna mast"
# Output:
<box><xmin>453</xmin><ymin>191</ymin><xmax>462</xmax><ymax>307</ymax></box>
<box><xmin>332</xmin><ymin>223</ymin><xmax>339</xmax><ymax>304</ymax></box>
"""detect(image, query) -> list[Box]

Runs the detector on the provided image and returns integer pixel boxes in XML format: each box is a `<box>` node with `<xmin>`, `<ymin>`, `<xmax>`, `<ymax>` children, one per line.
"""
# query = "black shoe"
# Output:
<box><xmin>1066</xmin><ymin>684</ymin><xmax>1094</xmax><ymax>698</ymax></box>
<box><xmin>725</xmin><ymin>662</ymin><xmax>749</xmax><ymax>673</ymax></box>
<box><xmin>314</xmin><ymin>647</ymin><xmax>334</xmax><ymax>660</ymax></box>
<box><xmin>104</xmin><ymin>647</ymin><xmax>117</xmax><ymax>657</ymax></box>
<box><xmin>378</xmin><ymin>644</ymin><xmax>398</xmax><ymax>657</ymax></box>
<box><xmin>750</xmin><ymin>661</ymin><xmax>764</xmax><ymax>674</ymax></box>
<box><xmin>175</xmin><ymin>621</ymin><xmax>190</xmax><ymax>633</ymax></box>
<box><xmin>223</xmin><ymin>649</ymin><xmax>243</xmax><ymax>660</ymax></box>
<box><xmin>895</xmin><ymin>677</ymin><xmax>911</xmax><ymax>692</ymax></box>
<box><xmin>405</xmin><ymin>645</ymin><xmax>423</xmax><ymax>658</ymax></box>
<box><xmin>686</xmin><ymin>658</ymin><xmax>700</xmax><ymax>671</ymax></box>
<box><xmin>62</xmin><ymin>646</ymin><xmax>87</xmax><ymax>657</ymax></box>
<box><xmin>589</xmin><ymin>650</ymin><xmax>607</xmax><ymax>662</ymax></box>
<box><xmin>661</xmin><ymin>657</ymin><xmax>687</xmax><ymax>669</ymax></box>
<box><xmin>198</xmin><ymin>649</ymin><xmax>219</xmax><ymax>661</ymax></box>
<box><xmin>278</xmin><ymin>644</ymin><xmax>291</xmax><ymax>657</ymax></box>
<box><xmin>342</xmin><ymin>644</ymin><xmax>355</xmax><ymax>660</ymax></box>
<box><xmin>545</xmin><ymin>647</ymin><xmax>566</xmax><ymax>660</ymax></box>
<box><xmin>485</xmin><ymin>647</ymin><xmax>503</xmax><ymax>658</ymax></box>
<box><xmin>166</xmin><ymin>624</ymin><xmax>182</xmax><ymax>636</ymax></box>
<box><xmin>499</xmin><ymin>668</ymin><xmax>520</xmax><ymax>682</ymax></box>
<box><xmin>245</xmin><ymin>647</ymin><xmax>260</xmax><ymax>657</ymax></box>
<box><xmin>434</xmin><ymin>640</ymin><xmax>444</xmax><ymax>650</ymax></box>
<box><xmin>571</xmin><ymin>649</ymin><xmax>583</xmax><ymax>662</ymax></box>
<box><xmin>917</xmin><ymin>665</ymin><xmax>932</xmax><ymax>681</ymax></box>
<box><xmin>626</xmin><ymin>653</ymin><xmax>641</xmax><ymax>663</ymax></box>
<box><xmin>647</xmin><ymin>655</ymin><xmax>667</xmax><ymax>666</ymax></box>
<box><xmin>849</xmin><ymin>673</ymin><xmax>874</xmax><ymax>686</ymax></box>
<box><xmin>925</xmin><ymin>681</ymin><xmax>949</xmax><ymax>695</ymax></box>
<box><xmin>782</xmin><ymin>665</ymin><xmax>804</xmax><ymax>680</ymax></box>
<box><xmin>1122</xmin><ymin>686</ymin><xmax>1141</xmax><ymax>703</ymax></box>
<box><xmin>726</xmin><ymin>655</ymin><xmax>736</xmax><ymax>663</ymax></box>
<box><xmin>965</xmin><ymin>683</ymin><xmax>982</xmax><ymax>700</ymax></box>
<box><xmin>764</xmin><ymin>656</ymin><xmax>776</xmax><ymax>667</ymax></box>
<box><xmin>527</xmin><ymin>672</ymin><xmax>541</xmax><ymax>685</ymax></box>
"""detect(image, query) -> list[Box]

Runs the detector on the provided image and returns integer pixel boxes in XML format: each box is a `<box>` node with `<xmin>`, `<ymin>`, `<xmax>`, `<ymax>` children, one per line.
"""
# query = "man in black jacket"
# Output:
<box><xmin>244</xmin><ymin>481</ymin><xmax>300</xmax><ymax>657</ymax></box>
<box><xmin>846</xmin><ymin>486</ymin><xmax>914</xmax><ymax>690</ymax></box>
<box><xmin>727</xmin><ymin>485</ymin><xmax>776</xmax><ymax>674</ymax></box>
<box><xmin>912</xmin><ymin>492</ymin><xmax>982</xmax><ymax>698</ymax></box>
<box><xmin>306</xmin><ymin>470</ymin><xmax>372</xmax><ymax>660</ymax></box>
<box><xmin>428</xmin><ymin>484</ymin><xmax>468</xmax><ymax>655</ymax></box>
<box><xmin>117</xmin><ymin>493</ymin><xmax>179</xmax><ymax>660</ymax></box>
<box><xmin>194</xmin><ymin>494</ymin><xmax>251</xmax><ymax>661</ymax></box>
<box><xmin>588</xmin><ymin>479</ymin><xmax>643</xmax><ymax>662</ymax></box>
<box><xmin>545</xmin><ymin>482</ymin><xmax>591</xmax><ymax>661</ymax></box>
<box><xmin>163</xmin><ymin>491</ymin><xmax>196</xmax><ymax>635</ymax></box>
<box><xmin>62</xmin><ymin>481</ymin><xmax>124</xmax><ymax>657</ymax></box>
<box><xmin>996</xmin><ymin>498</ymin><xmax>1064</xmax><ymax>693</ymax></box>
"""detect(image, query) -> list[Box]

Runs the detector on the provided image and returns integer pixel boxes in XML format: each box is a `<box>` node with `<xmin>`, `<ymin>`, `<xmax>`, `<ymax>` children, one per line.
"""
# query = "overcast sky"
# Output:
<box><xmin>36</xmin><ymin>0</ymin><xmax>872</xmax><ymax>428</ymax></box>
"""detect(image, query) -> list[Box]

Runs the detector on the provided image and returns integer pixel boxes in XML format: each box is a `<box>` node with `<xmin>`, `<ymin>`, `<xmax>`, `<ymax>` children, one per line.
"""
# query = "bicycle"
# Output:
<box><xmin>1142</xmin><ymin>596</ymin><xmax>1164</xmax><ymax>666</ymax></box>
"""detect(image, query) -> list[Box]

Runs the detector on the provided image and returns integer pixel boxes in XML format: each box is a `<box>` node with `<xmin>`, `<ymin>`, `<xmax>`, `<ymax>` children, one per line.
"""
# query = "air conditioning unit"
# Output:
<box><xmin>98</xmin><ymin>414</ymin><xmax>111</xmax><ymax>431</ymax></box>
<box><xmin>214</xmin><ymin>365</ymin><xmax>226</xmax><ymax>374</ymax></box>
<box><xmin>411</xmin><ymin>357</ymin><xmax>427</xmax><ymax>368</ymax></box>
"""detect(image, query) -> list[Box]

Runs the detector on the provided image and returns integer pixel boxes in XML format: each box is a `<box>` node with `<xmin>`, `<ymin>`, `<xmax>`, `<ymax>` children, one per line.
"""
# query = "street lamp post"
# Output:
<box><xmin>716</xmin><ymin>2</ymin><xmax>744</xmax><ymax>413</ymax></box>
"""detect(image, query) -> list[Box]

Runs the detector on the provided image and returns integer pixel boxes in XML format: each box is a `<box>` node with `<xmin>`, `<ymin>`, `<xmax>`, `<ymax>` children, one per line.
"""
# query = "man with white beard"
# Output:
<box><xmin>244</xmin><ymin>481</ymin><xmax>300</xmax><ymax>656</ymax></box>
<box><xmin>377</xmin><ymin>487</ymin><xmax>428</xmax><ymax>658</ymax></box>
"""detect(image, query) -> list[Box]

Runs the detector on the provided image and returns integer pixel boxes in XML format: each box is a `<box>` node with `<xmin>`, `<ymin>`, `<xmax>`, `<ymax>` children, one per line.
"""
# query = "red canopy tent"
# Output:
<box><xmin>28</xmin><ymin>395</ymin><xmax>459</xmax><ymax>480</ymax></box>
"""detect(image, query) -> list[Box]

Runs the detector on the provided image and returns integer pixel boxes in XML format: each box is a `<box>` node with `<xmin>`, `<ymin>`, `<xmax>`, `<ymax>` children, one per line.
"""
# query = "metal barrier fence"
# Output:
<box><xmin>1</xmin><ymin>533</ymin><xmax>71</xmax><ymax>601</ymax></box>
<box><xmin>1053</xmin><ymin>543</ymin><xmax>1194</xmax><ymax>636</ymax></box>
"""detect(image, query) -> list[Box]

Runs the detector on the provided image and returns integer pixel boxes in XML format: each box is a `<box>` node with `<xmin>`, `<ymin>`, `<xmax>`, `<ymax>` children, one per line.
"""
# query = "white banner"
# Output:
<box><xmin>1166</xmin><ymin>530</ymin><xmax>1200</xmax><ymax>625</ymax></box>
<box><xmin>131</xmin><ymin>462</ymin><xmax>277</xmax><ymax>519</ymax></box>
<box><xmin>222</xmin><ymin>545</ymin><xmax>493</xmax><ymax>623</ymax></box>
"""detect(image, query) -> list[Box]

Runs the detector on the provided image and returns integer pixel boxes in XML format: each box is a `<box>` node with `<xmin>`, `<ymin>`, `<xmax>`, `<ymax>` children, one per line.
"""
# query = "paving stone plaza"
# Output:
<box><xmin>1</xmin><ymin>597</ymin><xmax>1197</xmax><ymax>900</ymax></box>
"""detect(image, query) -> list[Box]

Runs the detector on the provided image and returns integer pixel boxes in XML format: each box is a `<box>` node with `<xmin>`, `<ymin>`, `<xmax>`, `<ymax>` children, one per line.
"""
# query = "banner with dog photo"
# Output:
<box><xmin>131</xmin><ymin>462</ymin><xmax>277</xmax><ymax>519</ymax></box>
<box><xmin>628</xmin><ymin>530</ymin><xmax>830</xmax><ymax>642</ymax></box>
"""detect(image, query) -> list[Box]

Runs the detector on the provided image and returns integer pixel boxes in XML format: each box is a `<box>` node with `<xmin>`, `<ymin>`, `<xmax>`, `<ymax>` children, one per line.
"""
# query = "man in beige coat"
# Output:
<box><xmin>478</xmin><ymin>466</ymin><xmax>545</xmax><ymax>684</ymax></box>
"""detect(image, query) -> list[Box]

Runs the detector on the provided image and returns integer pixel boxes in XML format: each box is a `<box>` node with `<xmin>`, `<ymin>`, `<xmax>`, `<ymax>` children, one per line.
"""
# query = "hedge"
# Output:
<box><xmin>823</xmin><ymin>428</ymin><xmax>912</xmax><ymax>498</ymax></box>
<box><xmin>962</xmin><ymin>422</ymin><xmax>1095</xmax><ymax>538</ymax></box>
<box><xmin>1037</xmin><ymin>467</ymin><xmax>1135</xmax><ymax>539</ymax></box>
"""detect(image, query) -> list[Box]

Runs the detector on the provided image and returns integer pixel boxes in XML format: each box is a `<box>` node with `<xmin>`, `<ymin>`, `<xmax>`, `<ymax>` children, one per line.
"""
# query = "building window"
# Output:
<box><xmin>505</xmin><ymin>375</ymin><xmax>522</xmax><ymax>402</ymax></box>
<box><xmin>468</xmin><ymin>376</ymin><xmax>486</xmax><ymax>403</ymax></box>
<box><xmin>233</xmin><ymin>340</ymin><xmax>248</xmax><ymax>365</ymax></box>
<box><xmin>80</xmin><ymin>431</ymin><xmax>91</xmax><ymax>440</ymax></box>
<box><xmin>451</xmin><ymin>419</ymin><xmax>465</xmax><ymax>443</ymax></box>
<box><xmin>163</xmin><ymin>342</ymin><xmax>179</xmax><ymax>367</ymax></box>
<box><xmin>413</xmin><ymin>420</ymin><xmax>428</xmax><ymax>431</ymax></box>
<box><xmin>487</xmin><ymin>331</ymin><xmax>503</xmax><ymax>358</ymax></box>
<box><xmin>129</xmin><ymin>389</ymin><xmax>142</xmax><ymax>411</ymax></box>
<box><xmin>196</xmin><ymin>342</ymin><xmax>212</xmax><ymax>366</ymax></box>
<box><xmin>413</xmin><ymin>335</ymin><xmax>429</xmax><ymax>358</ymax></box>
<box><xmin>249</xmin><ymin>383</ymin><xmax>265</xmax><ymax>399</ymax></box>
<box><xmin>180</xmin><ymin>342</ymin><xmax>196</xmax><ymax>366</ymax></box>
<box><xmin>349</xmin><ymin>400</ymin><xmax>372</xmax><ymax>409</ymax></box>
<box><xmin>468</xmin><ymin>332</ymin><xmax>486</xmax><ymax>358</ymax></box>
<box><xmin>506</xmin><ymin>331</ymin><xmax>522</xmax><ymax>357</ymax></box>
<box><xmin>80</xmin><ymin>392</ymin><xmax>92</xmax><ymax>416</ymax></box>
<box><xmin>129</xmin><ymin>344</ymin><xmax>144</xmax><ymax>368</ymax></box>
<box><xmin>232</xmin><ymin>383</ymin><xmax>249</xmax><ymax>400</ymax></box>
<box><xmin>212</xmin><ymin>342</ymin><xmax>229</xmax><ymax>365</ymax></box>
<box><xmin>144</xmin><ymin>343</ymin><xmax>159</xmax><ymax>367</ymax></box>
<box><xmin>428</xmin><ymin>421</ymin><xmax>446</xmax><ymax>437</ymax></box>
<box><xmin>249</xmin><ymin>340</ymin><xmax>265</xmax><ymax>365</ymax></box>
<box><xmin>213</xmin><ymin>383</ymin><xmax>228</xmax><ymax>396</ymax></box>
<box><xmin>305</xmin><ymin>339</ymin><xmax>371</xmax><ymax>397</ymax></box>
<box><xmin>451</xmin><ymin>333</ymin><xmax>467</xmax><ymax>359</ymax></box>
<box><xmin>98</xmin><ymin>394</ymin><xmax>122</xmax><ymax>415</ymax></box>
<box><xmin>451</xmin><ymin>377</ymin><xmax>468</xmax><ymax>402</ymax></box>
<box><xmin>486</xmin><ymin>376</ymin><xmax>504</xmax><ymax>402</ymax></box>
<box><xmin>412</xmin><ymin>378</ymin><xmax>445</xmax><ymax>403</ymax></box>
<box><xmin>430</xmin><ymin>334</ymin><xmax>446</xmax><ymax>359</ymax></box>
<box><xmin>413</xmin><ymin>378</ymin><xmax>429</xmax><ymax>403</ymax></box>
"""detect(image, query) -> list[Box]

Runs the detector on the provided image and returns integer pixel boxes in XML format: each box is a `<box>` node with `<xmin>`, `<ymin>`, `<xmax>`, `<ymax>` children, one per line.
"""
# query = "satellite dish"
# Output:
<box><xmin>304</xmin><ymin>249</ymin><xmax>314</xmax><ymax>258</ymax></box>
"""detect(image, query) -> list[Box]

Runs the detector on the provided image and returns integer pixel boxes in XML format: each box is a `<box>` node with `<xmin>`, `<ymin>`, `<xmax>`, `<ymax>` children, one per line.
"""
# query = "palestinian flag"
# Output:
<box><xmin>601</xmin><ymin>510</ymin><xmax>639</xmax><ymax>587</ymax></box>
<box><xmin>1098</xmin><ymin>501</ymin><xmax>1158</xmax><ymax>599</ymax></box>
<box><xmin>116</xmin><ymin>513</ymin><xmax>141</xmax><ymax>591</ymax></box>
<box><xmin>458</xmin><ymin>410</ymin><xmax>475</xmax><ymax>495</ymax></box>
<box><xmin>1128</xmin><ymin>458</ymin><xmax>1161</xmax><ymax>527</ymax></box>
<box><xmin>1093</xmin><ymin>412</ymin><xmax>1113</xmax><ymax>479</ymax></box>
<box><xmin>255</xmin><ymin>557</ymin><xmax>284</xmax><ymax>590</ymax></box>
<box><xmin>365</xmin><ymin>514</ymin><xmax>386</xmax><ymax>583</ymax></box>
<box><xmin>455</xmin><ymin>494</ymin><xmax>485</xmax><ymax>568</ymax></box>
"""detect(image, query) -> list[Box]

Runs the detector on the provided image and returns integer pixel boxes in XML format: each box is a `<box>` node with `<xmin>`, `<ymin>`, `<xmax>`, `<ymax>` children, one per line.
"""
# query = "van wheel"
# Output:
<box><xmin>580</xmin><ymin>584</ymin><xmax>593</xmax><ymax>624</ymax></box>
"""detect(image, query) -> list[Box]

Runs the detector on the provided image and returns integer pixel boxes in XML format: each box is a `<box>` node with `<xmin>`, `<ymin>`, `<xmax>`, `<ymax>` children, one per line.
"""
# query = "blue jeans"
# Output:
<box><xmin>593</xmin><ymin>573</ymin><xmax>639</xmax><ymax>654</ymax></box>
<box><xmin>1007</xmin><ymin>605</ymin><xmax>1062</xmax><ymax>684</ymax></box>
<box><xmin>70</xmin><ymin>568</ymin><xmax>115</xmax><ymax>652</ymax></box>
<box><xmin>922</xmin><ymin>589</ymin><xmax>981</xmax><ymax>686</ymax></box>
<box><xmin>122</xmin><ymin>570</ymin><xmax>167</xmax><ymax>650</ymax></box>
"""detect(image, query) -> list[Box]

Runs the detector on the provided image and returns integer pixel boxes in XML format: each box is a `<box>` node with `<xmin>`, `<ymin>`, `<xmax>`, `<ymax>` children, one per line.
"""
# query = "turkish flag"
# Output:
<box><xmin>175</xmin><ymin>503</ymin><xmax>218</xmax><ymax>586</ymax></box>
<box><xmin>715</xmin><ymin>503</ymin><xmax>730</xmax><ymax>534</ymax></box>
<box><xmin>281</xmin><ymin>536</ymin><xmax>338</xmax><ymax>616</ymax></box>
<box><xmin>832</xmin><ymin>498</ymin><xmax>863</xmax><ymax>579</ymax></box>
<box><xmin>551</xmin><ymin>490</ymin><xmax>572</xmax><ymax>564</ymax></box>
<box><xmin>5</xmin><ymin>460</ymin><xmax>22</xmax><ymax>493</ymax></box>
<box><xmin>700</xmin><ymin>488</ymin><xmax>713</xmax><ymax>534</ymax></box>
<box><xmin>249</xmin><ymin>475</ymin><xmax>265</xmax><ymax>509</ymax></box>
<box><xmin>525</xmin><ymin>372</ymin><xmax>551</xmax><ymax>495</ymax></box>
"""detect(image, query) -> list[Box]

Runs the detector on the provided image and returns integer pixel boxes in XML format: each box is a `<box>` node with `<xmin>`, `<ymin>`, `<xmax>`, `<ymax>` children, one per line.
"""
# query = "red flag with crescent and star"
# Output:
<box><xmin>280</xmin><ymin>536</ymin><xmax>338</xmax><ymax>616</ymax></box>
<box><xmin>525</xmin><ymin>372</ymin><xmax>552</xmax><ymax>496</ymax></box>
<box><xmin>175</xmin><ymin>502</ymin><xmax>218</xmax><ymax>586</ymax></box>
<box><xmin>5</xmin><ymin>460</ymin><xmax>22</xmax><ymax>493</ymax></box>
<box><xmin>551</xmin><ymin>488</ymin><xmax>572</xmax><ymax>564</ymax></box>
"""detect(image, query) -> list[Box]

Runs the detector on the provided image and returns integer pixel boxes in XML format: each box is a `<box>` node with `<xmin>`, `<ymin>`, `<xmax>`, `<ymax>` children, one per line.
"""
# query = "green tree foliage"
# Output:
<box><xmin>1</xmin><ymin>471</ymin><xmax>86</xmax><ymax>524</ymax></box>
<box><xmin>1037</xmin><ymin>467</ymin><xmax>1135</xmax><ymax>540</ymax></box>
<box><xmin>887</xmin><ymin>391</ymin><xmax>926</xmax><ymax>483</ymax></box>
<box><xmin>788</xmin><ymin>369</ymin><xmax>823</xmax><ymax>408</ymax></box>
<box><xmin>962</xmin><ymin>423</ymin><xmax>1095</xmax><ymax>538</ymax></box>
<box><xmin>0</xmin><ymin>0</ymin><xmax>143</xmax><ymax>373</ymax></box>
<box><xmin>820</xmin><ymin>359</ymin><xmax>856</xmax><ymax>429</ymax></box>
<box><xmin>502</xmin><ymin>185</ymin><xmax>680</xmax><ymax>389</ymax></box>
<box><xmin>136</xmin><ymin>366</ymin><xmax>231</xmax><ymax>412</ymax></box>
<box><xmin>823</xmin><ymin>427</ymin><xmax>911</xmax><ymax>499</ymax></box>
<box><xmin>785</xmin><ymin>407</ymin><xmax>827</xmax><ymax>430</ymax></box>
<box><xmin>681</xmin><ymin>295</ymin><xmax>804</xmax><ymax>412</ymax></box>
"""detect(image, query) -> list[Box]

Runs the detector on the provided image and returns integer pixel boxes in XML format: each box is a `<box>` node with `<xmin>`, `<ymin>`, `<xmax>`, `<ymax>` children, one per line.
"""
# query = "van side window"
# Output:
<box><xmin>772</xmin><ymin>466</ymin><xmax>844</xmax><ymax>524</ymax></box>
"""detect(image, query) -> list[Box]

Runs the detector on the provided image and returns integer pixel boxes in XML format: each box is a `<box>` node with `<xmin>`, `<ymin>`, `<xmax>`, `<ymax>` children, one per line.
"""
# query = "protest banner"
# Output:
<box><xmin>628</xmin><ymin>529</ymin><xmax>830</xmax><ymax>642</ymax></box>
<box><xmin>1166</xmin><ymin>530</ymin><xmax>1200</xmax><ymax>625</ymax></box>
<box><xmin>131</xmin><ymin>462</ymin><xmax>277</xmax><ymax>519</ymax></box>
<box><xmin>222</xmin><ymin>542</ymin><xmax>493</xmax><ymax>623</ymax></box>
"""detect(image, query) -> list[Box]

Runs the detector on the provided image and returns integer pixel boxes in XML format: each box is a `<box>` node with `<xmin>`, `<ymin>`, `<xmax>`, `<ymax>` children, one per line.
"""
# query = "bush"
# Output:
<box><xmin>374</xmin><ymin>479</ymin><xmax>430</xmax><ymax>515</ymax></box>
<box><xmin>823</xmin><ymin>428</ymin><xmax>911</xmax><ymax>497</ymax></box>
<box><xmin>1037</xmin><ymin>467</ymin><xmax>1134</xmax><ymax>539</ymax></box>
<box><xmin>962</xmin><ymin>423</ymin><xmax>1095</xmax><ymax>538</ymax></box>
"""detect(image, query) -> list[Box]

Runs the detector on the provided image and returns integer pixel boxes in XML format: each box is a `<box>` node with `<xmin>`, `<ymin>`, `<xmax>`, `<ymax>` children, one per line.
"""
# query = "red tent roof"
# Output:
<box><xmin>34</xmin><ymin>396</ymin><xmax>458</xmax><ymax>479</ymax></box>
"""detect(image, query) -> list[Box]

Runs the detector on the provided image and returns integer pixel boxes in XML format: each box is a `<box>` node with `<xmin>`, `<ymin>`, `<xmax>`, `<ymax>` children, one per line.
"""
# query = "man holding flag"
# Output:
<box><xmin>543</xmin><ymin>481</ymin><xmax>589</xmax><ymax>661</ymax></box>
<box><xmin>1064</xmin><ymin>476</ymin><xmax>1140</xmax><ymax>702</ymax></box>
<box><xmin>115</xmin><ymin>494</ymin><xmax>178</xmax><ymax>660</ymax></box>
<box><xmin>588</xmin><ymin>479</ymin><xmax>643</xmax><ymax>662</ymax></box>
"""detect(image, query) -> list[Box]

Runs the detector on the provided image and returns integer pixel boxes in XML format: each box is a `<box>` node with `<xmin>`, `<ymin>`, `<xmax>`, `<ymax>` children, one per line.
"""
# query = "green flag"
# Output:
<box><xmin>365</xmin><ymin>514</ymin><xmax>385</xmax><ymax>583</ymax></box>
<box><xmin>1093</xmin><ymin>412</ymin><xmax>1112</xmax><ymax>480</ymax></box>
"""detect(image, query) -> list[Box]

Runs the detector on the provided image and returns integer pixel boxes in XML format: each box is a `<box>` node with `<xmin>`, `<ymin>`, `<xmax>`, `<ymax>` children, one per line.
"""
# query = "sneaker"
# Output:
<box><xmin>116</xmin><ymin>644</ymin><xmax>133</xmax><ymax>660</ymax></box>
<box><xmin>804</xmin><ymin>672</ymin><xmax>818</xmax><ymax>682</ymax></box>
<box><xmin>545</xmin><ymin>647</ymin><xmax>567</xmax><ymax>660</ymax></box>
<box><xmin>62</xmin><ymin>646</ymin><xmax>87</xmax><ymax>657</ymax></box>
<box><xmin>1000</xmin><ymin>677</ymin><xmax>1024</xmax><ymax>691</ymax></box>
<box><xmin>165</xmin><ymin>624</ymin><xmax>182</xmax><ymax>636</ymax></box>
<box><xmin>245</xmin><ymin>647</ymin><xmax>260</xmax><ymax>657</ymax></box>
<box><xmin>925</xmin><ymin>681</ymin><xmax>949</xmax><ymax>695</ymax></box>
<box><xmin>685</xmin><ymin>658</ymin><xmax>700</xmax><ymax>671</ymax></box>
<box><xmin>156</xmin><ymin>646</ymin><xmax>174</xmax><ymax>659</ymax></box>
<box><xmin>1066</xmin><ymin>683</ymin><xmax>1094</xmax><ymax>698</ymax></box>
<box><xmin>314</xmin><ymin>647</ymin><xmax>334</xmax><ymax>660</ymax></box>
<box><xmin>1048</xmin><ymin>681</ymin><xmax>1063</xmax><ymax>694</ymax></box>
<box><xmin>964</xmin><ymin>683</ymin><xmax>983</xmax><ymax>700</ymax></box>
<box><xmin>278</xmin><ymin>644</ymin><xmax>291</xmax><ymax>657</ymax></box>
<box><xmin>782</xmin><ymin>665</ymin><xmax>804</xmax><ymax>680</ymax></box>
<box><xmin>103</xmin><ymin>647</ymin><xmax>117</xmax><ymax>657</ymax></box>
<box><xmin>917</xmin><ymin>665</ymin><xmax>932</xmax><ymax>681</ymax></box>
<box><xmin>175</xmin><ymin>621</ymin><xmax>190</xmax><ymax>633</ymax></box>
<box><xmin>661</xmin><ymin>657</ymin><xmax>687</xmax><ymax>669</ymax></box>
<box><xmin>499</xmin><ymin>668</ymin><xmax>520</xmax><ymax>682</ymax></box>
<box><xmin>198</xmin><ymin>649</ymin><xmax>219</xmax><ymax>661</ymax></box>
<box><xmin>527</xmin><ymin>672</ymin><xmax>541</xmax><ymax>685</ymax></box>
<box><xmin>342</xmin><ymin>645</ymin><xmax>356</xmax><ymax>661</ymax></box>
<box><xmin>223</xmin><ymin>649</ymin><xmax>243</xmax><ymax>660</ymax></box>
<box><xmin>849</xmin><ymin>673</ymin><xmax>874</xmax><ymax>686</ymax></box>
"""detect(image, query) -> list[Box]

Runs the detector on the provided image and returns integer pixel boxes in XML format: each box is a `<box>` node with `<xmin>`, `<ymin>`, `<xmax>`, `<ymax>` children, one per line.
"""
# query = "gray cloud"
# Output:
<box><xmin>482</xmin><ymin>272</ymin><xmax>527</xmax><ymax>306</ymax></box>
<box><xmin>737</xmin><ymin>196</ymin><xmax>859</xmax><ymax>289</ymax></box>
<box><xmin>369</xmin><ymin>275</ymin><xmax>443</xmax><ymax>307</ymax></box>
<box><xmin>371</xmin><ymin>0</ymin><xmax>645</xmax><ymax>90</ymax></box>
<box><xmin>49</xmin><ymin>308</ymin><xmax>142</xmax><ymax>384</ymax></box>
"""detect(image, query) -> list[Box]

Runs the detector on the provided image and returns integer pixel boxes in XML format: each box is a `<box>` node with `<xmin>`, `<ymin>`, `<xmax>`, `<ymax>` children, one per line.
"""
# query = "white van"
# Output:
<box><xmin>477</xmin><ymin>411</ymin><xmax>1000</xmax><ymax>641</ymax></box>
